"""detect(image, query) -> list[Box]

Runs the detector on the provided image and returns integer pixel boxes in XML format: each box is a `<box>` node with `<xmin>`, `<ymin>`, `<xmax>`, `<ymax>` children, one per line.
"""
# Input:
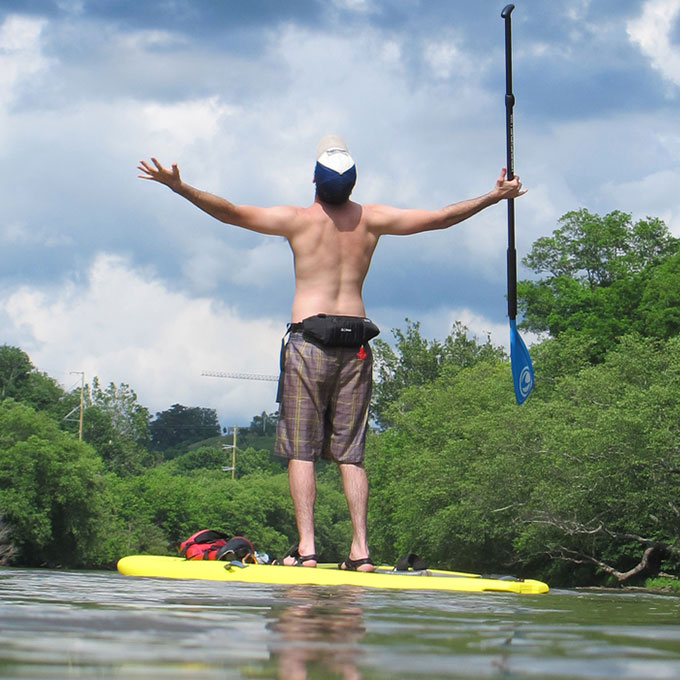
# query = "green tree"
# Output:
<box><xmin>0</xmin><ymin>400</ymin><xmax>118</xmax><ymax>567</ymax></box>
<box><xmin>523</xmin><ymin>209</ymin><xmax>677</xmax><ymax>287</ymax></box>
<box><xmin>248</xmin><ymin>411</ymin><xmax>278</xmax><ymax>436</ymax></box>
<box><xmin>150</xmin><ymin>403</ymin><xmax>221</xmax><ymax>455</ymax></box>
<box><xmin>371</xmin><ymin>320</ymin><xmax>505</xmax><ymax>426</ymax></box>
<box><xmin>0</xmin><ymin>345</ymin><xmax>64</xmax><ymax>413</ymax></box>
<box><xmin>171</xmin><ymin>446</ymin><xmax>228</xmax><ymax>473</ymax></box>
<box><xmin>365</xmin><ymin>322</ymin><xmax>680</xmax><ymax>585</ymax></box>
<box><xmin>518</xmin><ymin>209</ymin><xmax>679</xmax><ymax>360</ymax></box>
<box><xmin>367</xmin><ymin>357</ymin><xmax>533</xmax><ymax>573</ymax></box>
<box><xmin>0</xmin><ymin>346</ymin><xmax>33</xmax><ymax>400</ymax></box>
<box><xmin>512</xmin><ymin>334</ymin><xmax>680</xmax><ymax>584</ymax></box>
<box><xmin>637</xmin><ymin>251</ymin><xmax>680</xmax><ymax>338</ymax></box>
<box><xmin>233</xmin><ymin>446</ymin><xmax>283</xmax><ymax>478</ymax></box>
<box><xmin>109</xmin><ymin>461</ymin><xmax>350</xmax><ymax>564</ymax></box>
<box><xmin>90</xmin><ymin>378</ymin><xmax>151</xmax><ymax>446</ymax></box>
<box><xmin>82</xmin><ymin>378</ymin><xmax>153</xmax><ymax>475</ymax></box>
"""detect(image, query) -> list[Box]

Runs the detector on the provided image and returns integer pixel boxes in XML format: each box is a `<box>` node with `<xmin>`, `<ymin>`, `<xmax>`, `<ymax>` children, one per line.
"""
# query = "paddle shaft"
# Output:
<box><xmin>502</xmin><ymin>4</ymin><xmax>517</xmax><ymax>321</ymax></box>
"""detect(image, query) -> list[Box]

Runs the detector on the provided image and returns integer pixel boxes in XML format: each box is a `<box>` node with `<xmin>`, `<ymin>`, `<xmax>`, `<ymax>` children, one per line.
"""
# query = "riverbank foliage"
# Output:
<box><xmin>644</xmin><ymin>576</ymin><xmax>680</xmax><ymax>593</ymax></box>
<box><xmin>1</xmin><ymin>209</ymin><xmax>679</xmax><ymax>586</ymax></box>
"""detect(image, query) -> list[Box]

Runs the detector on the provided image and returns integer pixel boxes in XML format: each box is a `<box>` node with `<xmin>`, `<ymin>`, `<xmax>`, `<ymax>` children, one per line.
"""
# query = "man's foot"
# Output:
<box><xmin>339</xmin><ymin>556</ymin><xmax>375</xmax><ymax>572</ymax></box>
<box><xmin>282</xmin><ymin>547</ymin><xmax>317</xmax><ymax>567</ymax></box>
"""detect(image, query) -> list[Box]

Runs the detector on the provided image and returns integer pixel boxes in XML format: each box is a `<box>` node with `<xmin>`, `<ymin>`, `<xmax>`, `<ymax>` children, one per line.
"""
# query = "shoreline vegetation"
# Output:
<box><xmin>1</xmin><ymin>209</ymin><xmax>679</xmax><ymax>588</ymax></box>
<box><xmin>643</xmin><ymin>576</ymin><xmax>680</xmax><ymax>594</ymax></box>
<box><xmin>575</xmin><ymin>580</ymin><xmax>680</xmax><ymax>595</ymax></box>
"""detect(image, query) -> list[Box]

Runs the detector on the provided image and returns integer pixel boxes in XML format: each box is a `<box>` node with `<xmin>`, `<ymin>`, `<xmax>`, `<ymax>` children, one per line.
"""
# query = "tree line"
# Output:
<box><xmin>1</xmin><ymin>208</ymin><xmax>679</xmax><ymax>587</ymax></box>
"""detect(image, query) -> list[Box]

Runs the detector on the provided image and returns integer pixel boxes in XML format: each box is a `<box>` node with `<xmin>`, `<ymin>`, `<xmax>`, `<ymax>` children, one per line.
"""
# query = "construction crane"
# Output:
<box><xmin>202</xmin><ymin>370</ymin><xmax>278</xmax><ymax>382</ymax></box>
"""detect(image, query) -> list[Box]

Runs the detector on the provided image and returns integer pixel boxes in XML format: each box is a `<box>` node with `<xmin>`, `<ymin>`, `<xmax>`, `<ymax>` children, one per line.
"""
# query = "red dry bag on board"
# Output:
<box><xmin>179</xmin><ymin>529</ymin><xmax>256</xmax><ymax>562</ymax></box>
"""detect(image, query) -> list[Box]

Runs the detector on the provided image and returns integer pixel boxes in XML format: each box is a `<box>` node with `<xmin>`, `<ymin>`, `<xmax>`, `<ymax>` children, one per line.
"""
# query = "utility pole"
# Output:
<box><xmin>77</xmin><ymin>372</ymin><xmax>84</xmax><ymax>441</ymax></box>
<box><xmin>222</xmin><ymin>425</ymin><xmax>238</xmax><ymax>480</ymax></box>
<box><xmin>203</xmin><ymin>371</ymin><xmax>277</xmax><ymax>475</ymax></box>
<box><xmin>65</xmin><ymin>371</ymin><xmax>85</xmax><ymax>441</ymax></box>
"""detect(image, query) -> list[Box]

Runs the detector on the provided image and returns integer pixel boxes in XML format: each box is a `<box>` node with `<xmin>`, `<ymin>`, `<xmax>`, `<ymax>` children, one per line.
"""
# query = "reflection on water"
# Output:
<box><xmin>268</xmin><ymin>588</ymin><xmax>365</xmax><ymax>680</ymax></box>
<box><xmin>0</xmin><ymin>567</ymin><xmax>679</xmax><ymax>679</ymax></box>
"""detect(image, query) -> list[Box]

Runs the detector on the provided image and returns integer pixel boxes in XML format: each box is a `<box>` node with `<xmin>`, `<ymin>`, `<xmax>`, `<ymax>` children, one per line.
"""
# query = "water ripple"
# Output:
<box><xmin>1</xmin><ymin>568</ymin><xmax>679</xmax><ymax>679</ymax></box>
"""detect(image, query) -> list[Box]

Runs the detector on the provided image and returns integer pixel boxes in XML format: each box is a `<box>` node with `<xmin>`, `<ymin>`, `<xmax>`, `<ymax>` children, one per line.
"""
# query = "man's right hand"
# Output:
<box><xmin>492</xmin><ymin>167</ymin><xmax>527</xmax><ymax>200</ymax></box>
<box><xmin>138</xmin><ymin>158</ymin><xmax>182</xmax><ymax>192</ymax></box>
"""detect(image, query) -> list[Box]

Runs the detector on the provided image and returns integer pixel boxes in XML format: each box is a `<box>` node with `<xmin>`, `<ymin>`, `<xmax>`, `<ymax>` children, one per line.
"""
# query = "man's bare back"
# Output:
<box><xmin>286</xmin><ymin>200</ymin><xmax>377</xmax><ymax>321</ymax></box>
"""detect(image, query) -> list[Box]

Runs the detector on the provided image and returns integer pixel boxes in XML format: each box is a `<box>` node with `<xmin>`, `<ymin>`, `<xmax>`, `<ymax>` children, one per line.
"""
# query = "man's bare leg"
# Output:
<box><xmin>283</xmin><ymin>459</ymin><xmax>317</xmax><ymax>566</ymax></box>
<box><xmin>338</xmin><ymin>462</ymin><xmax>374</xmax><ymax>572</ymax></box>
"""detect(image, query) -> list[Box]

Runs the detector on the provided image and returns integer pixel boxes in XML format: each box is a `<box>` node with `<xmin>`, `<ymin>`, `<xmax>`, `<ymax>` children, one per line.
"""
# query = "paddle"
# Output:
<box><xmin>502</xmin><ymin>4</ymin><xmax>534</xmax><ymax>405</ymax></box>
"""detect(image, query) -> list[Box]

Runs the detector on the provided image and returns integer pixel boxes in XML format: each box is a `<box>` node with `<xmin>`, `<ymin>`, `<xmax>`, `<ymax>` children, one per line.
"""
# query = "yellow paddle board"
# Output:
<box><xmin>117</xmin><ymin>555</ymin><xmax>549</xmax><ymax>594</ymax></box>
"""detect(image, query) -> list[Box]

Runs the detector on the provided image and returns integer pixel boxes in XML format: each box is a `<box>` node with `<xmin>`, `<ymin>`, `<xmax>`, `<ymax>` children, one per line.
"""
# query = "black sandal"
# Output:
<box><xmin>339</xmin><ymin>556</ymin><xmax>375</xmax><ymax>571</ymax></box>
<box><xmin>282</xmin><ymin>547</ymin><xmax>317</xmax><ymax>567</ymax></box>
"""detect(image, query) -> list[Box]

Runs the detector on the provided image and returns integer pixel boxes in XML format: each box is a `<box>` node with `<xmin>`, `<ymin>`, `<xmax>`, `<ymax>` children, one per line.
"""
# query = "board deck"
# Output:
<box><xmin>117</xmin><ymin>555</ymin><xmax>549</xmax><ymax>594</ymax></box>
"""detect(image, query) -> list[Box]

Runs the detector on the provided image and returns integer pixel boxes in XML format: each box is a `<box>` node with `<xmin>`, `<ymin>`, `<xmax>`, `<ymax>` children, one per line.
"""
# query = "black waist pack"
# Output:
<box><xmin>301</xmin><ymin>314</ymin><xmax>380</xmax><ymax>348</ymax></box>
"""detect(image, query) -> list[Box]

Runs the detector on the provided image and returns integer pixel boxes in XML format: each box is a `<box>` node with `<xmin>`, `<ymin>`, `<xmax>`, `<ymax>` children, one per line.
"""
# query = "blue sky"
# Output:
<box><xmin>1</xmin><ymin>0</ymin><xmax>679</xmax><ymax>425</ymax></box>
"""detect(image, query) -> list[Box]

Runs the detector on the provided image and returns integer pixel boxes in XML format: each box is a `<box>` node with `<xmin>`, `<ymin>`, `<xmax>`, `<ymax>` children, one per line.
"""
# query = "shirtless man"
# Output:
<box><xmin>138</xmin><ymin>135</ymin><xmax>526</xmax><ymax>571</ymax></box>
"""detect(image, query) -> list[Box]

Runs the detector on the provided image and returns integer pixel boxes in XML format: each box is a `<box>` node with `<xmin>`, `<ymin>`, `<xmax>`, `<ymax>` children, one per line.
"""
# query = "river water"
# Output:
<box><xmin>1</xmin><ymin>568</ymin><xmax>679</xmax><ymax>680</ymax></box>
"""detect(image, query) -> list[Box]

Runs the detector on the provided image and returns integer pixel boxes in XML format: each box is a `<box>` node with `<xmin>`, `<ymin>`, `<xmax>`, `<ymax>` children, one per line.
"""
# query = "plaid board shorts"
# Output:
<box><xmin>274</xmin><ymin>332</ymin><xmax>373</xmax><ymax>464</ymax></box>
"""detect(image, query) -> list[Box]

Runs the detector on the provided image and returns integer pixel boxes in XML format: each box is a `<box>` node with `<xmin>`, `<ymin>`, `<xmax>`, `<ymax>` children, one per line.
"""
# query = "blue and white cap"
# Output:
<box><xmin>314</xmin><ymin>134</ymin><xmax>357</xmax><ymax>204</ymax></box>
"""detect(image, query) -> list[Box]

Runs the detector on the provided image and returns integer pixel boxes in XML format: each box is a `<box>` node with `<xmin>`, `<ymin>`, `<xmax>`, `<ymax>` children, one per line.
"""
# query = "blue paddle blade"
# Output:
<box><xmin>510</xmin><ymin>319</ymin><xmax>534</xmax><ymax>405</ymax></box>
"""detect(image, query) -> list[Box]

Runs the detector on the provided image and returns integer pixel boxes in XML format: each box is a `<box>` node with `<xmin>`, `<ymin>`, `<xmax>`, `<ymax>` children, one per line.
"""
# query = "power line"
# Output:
<box><xmin>201</xmin><ymin>370</ymin><xmax>278</xmax><ymax>382</ymax></box>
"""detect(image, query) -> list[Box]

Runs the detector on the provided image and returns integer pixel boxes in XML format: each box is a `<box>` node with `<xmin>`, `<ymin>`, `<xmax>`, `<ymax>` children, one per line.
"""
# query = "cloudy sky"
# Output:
<box><xmin>1</xmin><ymin>0</ymin><xmax>679</xmax><ymax>426</ymax></box>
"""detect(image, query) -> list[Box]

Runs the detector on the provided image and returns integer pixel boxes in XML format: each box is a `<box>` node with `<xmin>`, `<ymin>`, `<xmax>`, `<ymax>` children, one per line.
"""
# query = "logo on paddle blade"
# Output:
<box><xmin>519</xmin><ymin>365</ymin><xmax>533</xmax><ymax>399</ymax></box>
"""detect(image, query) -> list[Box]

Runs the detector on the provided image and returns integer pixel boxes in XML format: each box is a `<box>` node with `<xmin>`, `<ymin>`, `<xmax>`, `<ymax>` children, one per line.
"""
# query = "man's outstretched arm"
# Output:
<box><xmin>138</xmin><ymin>158</ymin><xmax>298</xmax><ymax>236</ymax></box>
<box><xmin>366</xmin><ymin>168</ymin><xmax>526</xmax><ymax>236</ymax></box>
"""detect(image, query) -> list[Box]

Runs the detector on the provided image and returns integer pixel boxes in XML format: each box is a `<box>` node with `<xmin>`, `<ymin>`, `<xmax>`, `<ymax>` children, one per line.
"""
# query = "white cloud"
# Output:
<box><xmin>330</xmin><ymin>0</ymin><xmax>377</xmax><ymax>14</ymax></box>
<box><xmin>423</xmin><ymin>40</ymin><xmax>463</xmax><ymax>80</ymax></box>
<box><xmin>1</xmin><ymin>254</ymin><xmax>282</xmax><ymax>424</ymax></box>
<box><xmin>423</xmin><ymin>34</ymin><xmax>488</xmax><ymax>82</ymax></box>
<box><xmin>627</xmin><ymin>0</ymin><xmax>680</xmax><ymax>89</ymax></box>
<box><xmin>141</xmin><ymin>97</ymin><xmax>238</xmax><ymax>153</ymax></box>
<box><xmin>0</xmin><ymin>14</ymin><xmax>49</xmax><ymax>100</ymax></box>
<box><xmin>117</xmin><ymin>29</ymin><xmax>186</xmax><ymax>52</ymax></box>
<box><xmin>0</xmin><ymin>221</ymin><xmax>74</xmax><ymax>248</ymax></box>
<box><xmin>0</xmin><ymin>14</ymin><xmax>50</xmax><ymax>150</ymax></box>
<box><xmin>600</xmin><ymin>169</ymin><xmax>680</xmax><ymax>236</ymax></box>
<box><xmin>566</xmin><ymin>0</ymin><xmax>593</xmax><ymax>22</ymax></box>
<box><xmin>180</xmin><ymin>234</ymin><xmax>292</xmax><ymax>294</ymax></box>
<box><xmin>519</xmin><ymin>111</ymin><xmax>680</xmax><ymax>225</ymax></box>
<box><xmin>2</xmin><ymin>0</ymin><xmax>680</xmax><ymax>406</ymax></box>
<box><xmin>56</xmin><ymin>1</ymin><xmax>85</xmax><ymax>14</ymax></box>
